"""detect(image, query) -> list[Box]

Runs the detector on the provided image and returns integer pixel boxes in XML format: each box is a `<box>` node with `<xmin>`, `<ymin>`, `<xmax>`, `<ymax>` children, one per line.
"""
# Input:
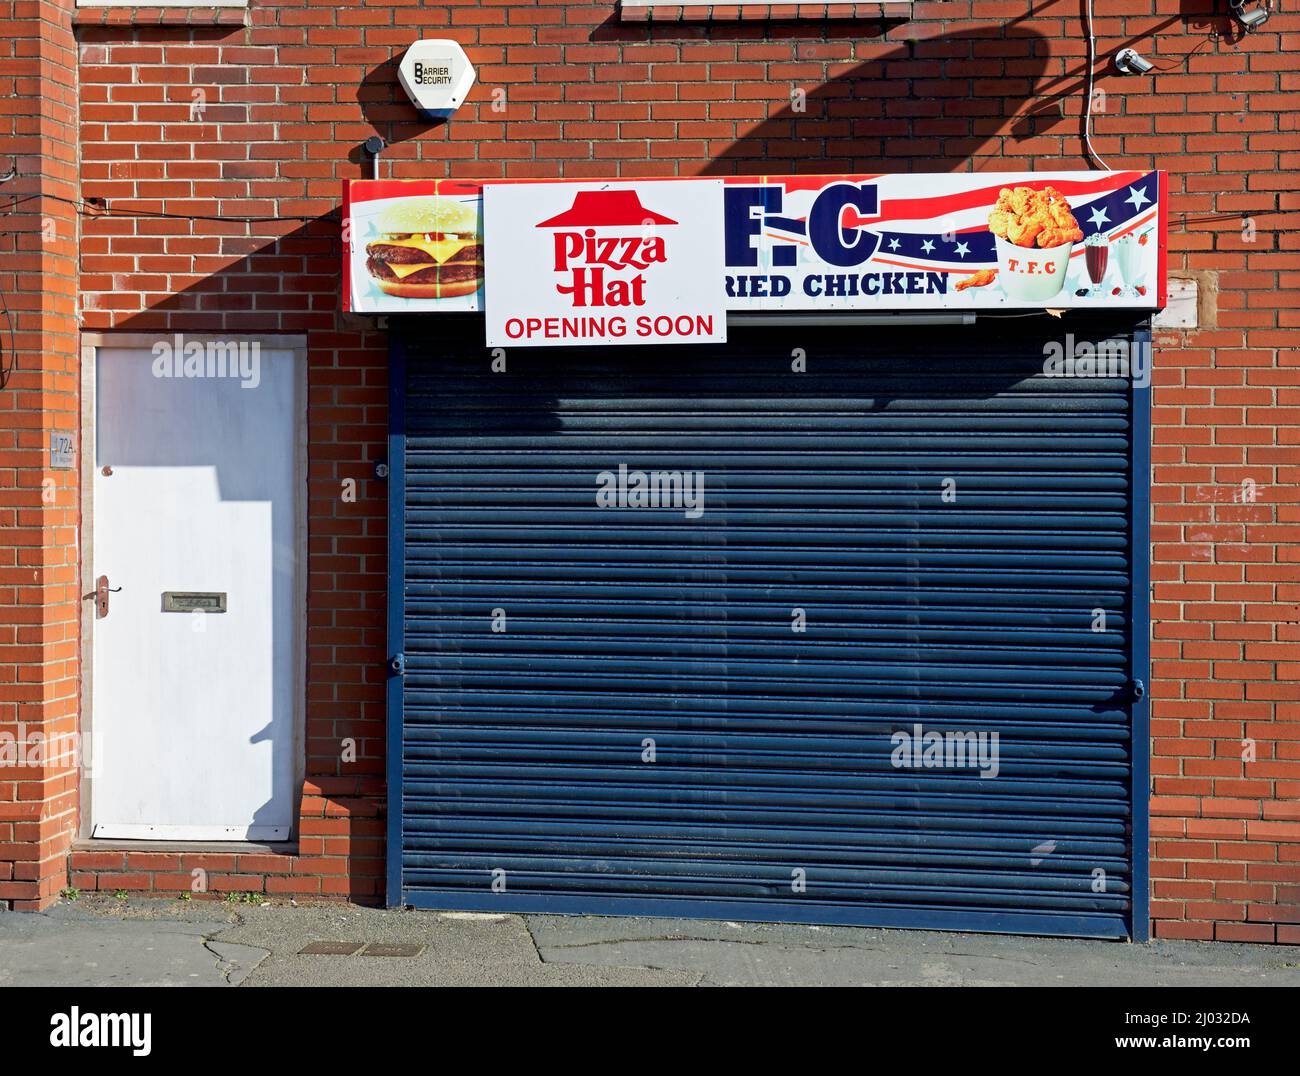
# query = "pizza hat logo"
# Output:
<box><xmin>537</xmin><ymin>190</ymin><xmax>676</xmax><ymax>308</ymax></box>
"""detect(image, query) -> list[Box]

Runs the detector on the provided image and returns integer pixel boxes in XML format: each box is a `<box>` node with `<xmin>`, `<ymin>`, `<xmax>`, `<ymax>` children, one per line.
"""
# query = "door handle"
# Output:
<box><xmin>84</xmin><ymin>575</ymin><xmax>122</xmax><ymax>619</ymax></box>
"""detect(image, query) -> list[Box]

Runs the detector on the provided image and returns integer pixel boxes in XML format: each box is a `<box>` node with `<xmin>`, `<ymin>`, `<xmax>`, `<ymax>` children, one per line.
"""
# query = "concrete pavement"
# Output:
<box><xmin>0</xmin><ymin>901</ymin><xmax>265</xmax><ymax>987</ymax></box>
<box><xmin>1</xmin><ymin>895</ymin><xmax>1297</xmax><ymax>987</ymax></box>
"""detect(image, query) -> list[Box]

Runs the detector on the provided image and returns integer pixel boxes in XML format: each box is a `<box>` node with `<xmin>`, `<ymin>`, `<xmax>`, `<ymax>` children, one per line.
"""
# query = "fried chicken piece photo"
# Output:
<box><xmin>955</xmin><ymin>268</ymin><xmax>998</xmax><ymax>291</ymax></box>
<box><xmin>988</xmin><ymin>185</ymin><xmax>1084</xmax><ymax>250</ymax></box>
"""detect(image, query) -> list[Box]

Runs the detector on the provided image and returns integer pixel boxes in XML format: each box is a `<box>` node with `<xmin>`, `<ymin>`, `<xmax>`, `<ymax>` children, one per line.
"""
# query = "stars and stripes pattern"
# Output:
<box><xmin>755</xmin><ymin>172</ymin><xmax>1159</xmax><ymax>271</ymax></box>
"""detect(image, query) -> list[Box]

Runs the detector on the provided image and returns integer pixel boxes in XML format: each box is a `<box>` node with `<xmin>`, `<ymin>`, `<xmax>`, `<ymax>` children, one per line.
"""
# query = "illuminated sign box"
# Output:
<box><xmin>343</xmin><ymin>172</ymin><xmax>1167</xmax><ymax>335</ymax></box>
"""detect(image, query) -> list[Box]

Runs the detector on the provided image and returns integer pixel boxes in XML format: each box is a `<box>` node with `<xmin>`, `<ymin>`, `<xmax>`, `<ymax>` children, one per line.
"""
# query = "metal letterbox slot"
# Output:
<box><xmin>161</xmin><ymin>592</ymin><xmax>228</xmax><ymax>613</ymax></box>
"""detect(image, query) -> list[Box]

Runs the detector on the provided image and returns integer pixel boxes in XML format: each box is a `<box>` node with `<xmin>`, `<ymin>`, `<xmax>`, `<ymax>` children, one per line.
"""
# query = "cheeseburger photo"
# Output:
<box><xmin>365</xmin><ymin>196</ymin><xmax>483</xmax><ymax>299</ymax></box>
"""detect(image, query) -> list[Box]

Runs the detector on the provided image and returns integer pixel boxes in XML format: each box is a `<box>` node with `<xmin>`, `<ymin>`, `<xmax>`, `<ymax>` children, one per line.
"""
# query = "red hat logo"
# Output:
<box><xmin>537</xmin><ymin>189</ymin><xmax>677</xmax><ymax>229</ymax></box>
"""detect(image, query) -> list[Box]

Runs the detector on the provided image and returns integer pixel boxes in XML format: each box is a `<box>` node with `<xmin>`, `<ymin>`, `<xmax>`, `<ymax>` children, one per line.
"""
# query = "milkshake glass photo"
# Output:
<box><xmin>1083</xmin><ymin>232</ymin><xmax>1109</xmax><ymax>298</ymax></box>
<box><xmin>1113</xmin><ymin>233</ymin><xmax>1143</xmax><ymax>298</ymax></box>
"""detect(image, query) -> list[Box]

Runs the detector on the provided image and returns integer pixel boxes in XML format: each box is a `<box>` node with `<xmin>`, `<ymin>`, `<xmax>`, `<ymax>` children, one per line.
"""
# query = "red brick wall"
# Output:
<box><xmin>0</xmin><ymin>0</ymin><xmax>81</xmax><ymax>911</ymax></box>
<box><xmin>18</xmin><ymin>0</ymin><xmax>1300</xmax><ymax>935</ymax></box>
<box><xmin>69</xmin><ymin>778</ymin><xmax>383</xmax><ymax>900</ymax></box>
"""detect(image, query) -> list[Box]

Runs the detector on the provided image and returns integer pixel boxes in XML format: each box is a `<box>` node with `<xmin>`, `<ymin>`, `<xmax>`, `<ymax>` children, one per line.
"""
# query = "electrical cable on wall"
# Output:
<box><xmin>0</xmin><ymin>190</ymin><xmax>324</xmax><ymax>224</ymax></box>
<box><xmin>1146</xmin><ymin>34</ymin><xmax>1217</xmax><ymax>71</ymax></box>
<box><xmin>1082</xmin><ymin>0</ymin><xmax>1110</xmax><ymax>170</ymax></box>
<box><xmin>0</xmin><ymin>162</ymin><xmax>14</xmax><ymax>388</ymax></box>
<box><xmin>0</xmin><ymin>188</ymin><xmax>1290</xmax><ymax>232</ymax></box>
<box><xmin>0</xmin><ymin>283</ymin><xmax>14</xmax><ymax>390</ymax></box>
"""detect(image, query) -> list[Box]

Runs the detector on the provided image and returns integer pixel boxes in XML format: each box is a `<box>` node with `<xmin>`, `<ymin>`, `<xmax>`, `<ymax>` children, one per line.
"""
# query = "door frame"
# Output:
<box><xmin>78</xmin><ymin>332</ymin><xmax>309</xmax><ymax>842</ymax></box>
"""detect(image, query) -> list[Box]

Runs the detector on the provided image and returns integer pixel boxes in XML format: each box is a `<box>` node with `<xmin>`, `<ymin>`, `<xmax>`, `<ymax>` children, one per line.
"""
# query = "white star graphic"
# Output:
<box><xmin>954</xmin><ymin>241</ymin><xmax>970</xmax><ymax>257</ymax></box>
<box><xmin>1124</xmin><ymin>185</ymin><xmax>1150</xmax><ymax>211</ymax></box>
<box><xmin>1087</xmin><ymin>205</ymin><xmax>1110</xmax><ymax>229</ymax></box>
<box><xmin>921</xmin><ymin>239</ymin><xmax>935</xmax><ymax>253</ymax></box>
<box><xmin>888</xmin><ymin>237</ymin><xmax>900</xmax><ymax>251</ymax></box>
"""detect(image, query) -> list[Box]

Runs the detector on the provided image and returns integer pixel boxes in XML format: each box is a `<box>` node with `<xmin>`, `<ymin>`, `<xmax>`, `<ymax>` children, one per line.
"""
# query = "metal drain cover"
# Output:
<box><xmin>361</xmin><ymin>943</ymin><xmax>422</xmax><ymax>958</ymax></box>
<box><xmin>297</xmin><ymin>941</ymin><xmax>365</xmax><ymax>956</ymax></box>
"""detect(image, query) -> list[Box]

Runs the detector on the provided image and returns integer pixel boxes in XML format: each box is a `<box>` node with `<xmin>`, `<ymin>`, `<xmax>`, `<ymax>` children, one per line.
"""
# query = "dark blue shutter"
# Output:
<box><xmin>389</xmin><ymin>318</ymin><xmax>1148</xmax><ymax>938</ymax></box>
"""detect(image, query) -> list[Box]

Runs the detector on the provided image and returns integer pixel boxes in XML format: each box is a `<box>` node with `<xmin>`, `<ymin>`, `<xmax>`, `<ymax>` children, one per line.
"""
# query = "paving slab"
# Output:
<box><xmin>0</xmin><ymin>901</ymin><xmax>264</xmax><ymax>987</ymax></box>
<box><xmin>212</xmin><ymin>904</ymin><xmax>696</xmax><ymax>986</ymax></box>
<box><xmin>524</xmin><ymin>915</ymin><xmax>1300</xmax><ymax>987</ymax></box>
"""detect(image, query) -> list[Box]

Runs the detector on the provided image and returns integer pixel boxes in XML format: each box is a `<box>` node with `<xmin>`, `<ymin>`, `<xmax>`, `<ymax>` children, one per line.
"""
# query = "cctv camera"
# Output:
<box><xmin>1233</xmin><ymin>4</ymin><xmax>1270</xmax><ymax>28</ymax></box>
<box><xmin>1114</xmin><ymin>48</ymin><xmax>1155</xmax><ymax>75</ymax></box>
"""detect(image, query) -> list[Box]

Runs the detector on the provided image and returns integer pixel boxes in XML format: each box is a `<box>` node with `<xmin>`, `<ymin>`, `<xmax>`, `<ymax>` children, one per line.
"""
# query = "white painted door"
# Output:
<box><xmin>91</xmin><ymin>341</ymin><xmax>300</xmax><ymax>840</ymax></box>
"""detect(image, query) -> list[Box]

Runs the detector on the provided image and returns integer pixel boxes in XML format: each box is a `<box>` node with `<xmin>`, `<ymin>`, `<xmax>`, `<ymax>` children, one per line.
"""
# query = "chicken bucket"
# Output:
<box><xmin>993</xmin><ymin>235</ymin><xmax>1074</xmax><ymax>303</ymax></box>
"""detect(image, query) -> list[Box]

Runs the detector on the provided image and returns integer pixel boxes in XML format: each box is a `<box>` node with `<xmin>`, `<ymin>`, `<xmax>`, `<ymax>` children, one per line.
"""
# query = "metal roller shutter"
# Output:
<box><xmin>387</xmin><ymin>317</ymin><xmax>1150</xmax><ymax>938</ymax></box>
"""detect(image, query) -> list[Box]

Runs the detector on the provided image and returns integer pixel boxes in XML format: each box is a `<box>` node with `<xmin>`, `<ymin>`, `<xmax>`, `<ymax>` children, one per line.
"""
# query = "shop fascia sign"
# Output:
<box><xmin>343</xmin><ymin>171</ymin><xmax>1167</xmax><ymax>346</ymax></box>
